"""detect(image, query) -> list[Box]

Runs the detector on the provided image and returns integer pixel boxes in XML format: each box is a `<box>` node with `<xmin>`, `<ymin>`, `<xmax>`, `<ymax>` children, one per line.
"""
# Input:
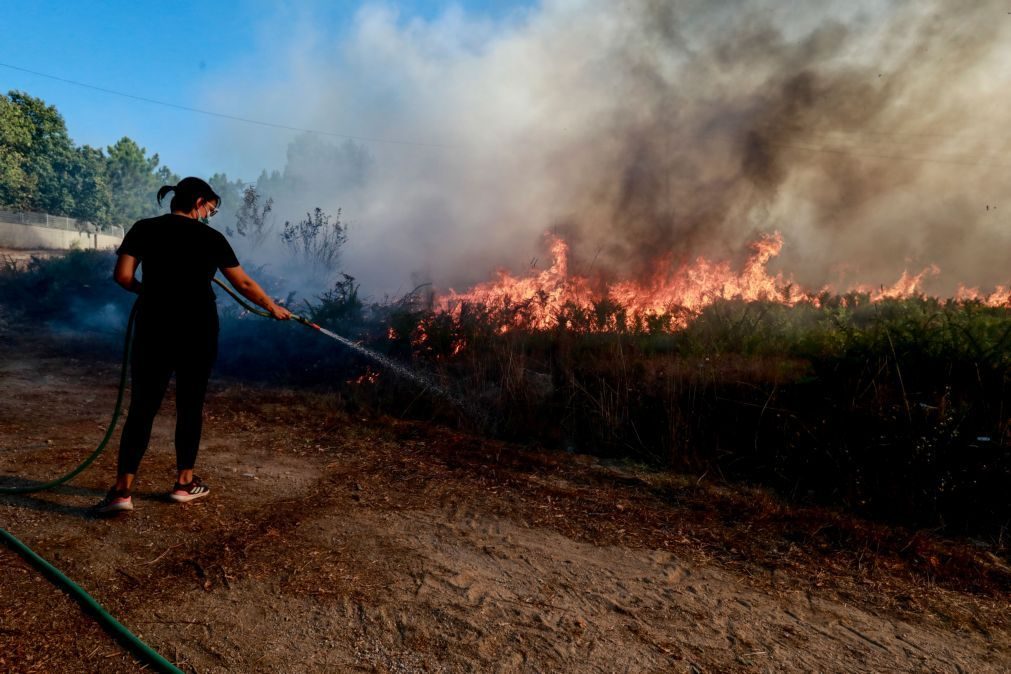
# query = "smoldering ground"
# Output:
<box><xmin>206</xmin><ymin>0</ymin><xmax>1011</xmax><ymax>299</ymax></box>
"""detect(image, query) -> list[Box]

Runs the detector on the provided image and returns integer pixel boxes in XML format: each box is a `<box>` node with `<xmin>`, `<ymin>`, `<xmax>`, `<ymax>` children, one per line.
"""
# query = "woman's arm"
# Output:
<box><xmin>113</xmin><ymin>254</ymin><xmax>142</xmax><ymax>293</ymax></box>
<box><xmin>220</xmin><ymin>265</ymin><xmax>292</xmax><ymax>320</ymax></box>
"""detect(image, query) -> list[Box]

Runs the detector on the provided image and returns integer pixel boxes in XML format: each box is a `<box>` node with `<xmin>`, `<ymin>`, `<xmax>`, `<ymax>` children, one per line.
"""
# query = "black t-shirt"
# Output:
<box><xmin>117</xmin><ymin>213</ymin><xmax>240</xmax><ymax>309</ymax></box>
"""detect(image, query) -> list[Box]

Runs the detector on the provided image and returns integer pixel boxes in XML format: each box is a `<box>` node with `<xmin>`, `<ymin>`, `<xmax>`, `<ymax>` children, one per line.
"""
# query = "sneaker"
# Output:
<box><xmin>170</xmin><ymin>476</ymin><xmax>210</xmax><ymax>503</ymax></box>
<box><xmin>93</xmin><ymin>487</ymin><xmax>133</xmax><ymax>514</ymax></box>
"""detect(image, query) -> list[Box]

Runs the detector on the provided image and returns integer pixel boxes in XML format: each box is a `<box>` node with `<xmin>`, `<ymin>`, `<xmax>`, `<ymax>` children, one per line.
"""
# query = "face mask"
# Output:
<box><xmin>197</xmin><ymin>202</ymin><xmax>218</xmax><ymax>224</ymax></box>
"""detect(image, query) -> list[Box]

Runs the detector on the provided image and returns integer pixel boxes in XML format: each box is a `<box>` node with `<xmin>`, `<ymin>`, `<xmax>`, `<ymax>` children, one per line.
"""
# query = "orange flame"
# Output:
<box><xmin>431</xmin><ymin>231</ymin><xmax>1009</xmax><ymax>334</ymax></box>
<box><xmin>438</xmin><ymin>232</ymin><xmax>805</xmax><ymax>330</ymax></box>
<box><xmin>439</xmin><ymin>237</ymin><xmax>594</xmax><ymax>330</ymax></box>
<box><xmin>347</xmin><ymin>369</ymin><xmax>380</xmax><ymax>385</ymax></box>
<box><xmin>607</xmin><ymin>233</ymin><xmax>808</xmax><ymax>321</ymax></box>
<box><xmin>855</xmin><ymin>264</ymin><xmax>940</xmax><ymax>301</ymax></box>
<box><xmin>954</xmin><ymin>284</ymin><xmax>1011</xmax><ymax>307</ymax></box>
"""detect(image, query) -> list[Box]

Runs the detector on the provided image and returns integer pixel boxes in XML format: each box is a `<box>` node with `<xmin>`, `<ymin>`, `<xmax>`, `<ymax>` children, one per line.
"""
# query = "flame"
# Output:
<box><xmin>347</xmin><ymin>369</ymin><xmax>380</xmax><ymax>385</ymax></box>
<box><xmin>430</xmin><ymin>231</ymin><xmax>1009</xmax><ymax>335</ymax></box>
<box><xmin>607</xmin><ymin>233</ymin><xmax>809</xmax><ymax>321</ymax></box>
<box><xmin>439</xmin><ymin>237</ymin><xmax>594</xmax><ymax>330</ymax></box>
<box><xmin>954</xmin><ymin>284</ymin><xmax>1011</xmax><ymax>307</ymax></box>
<box><xmin>856</xmin><ymin>265</ymin><xmax>940</xmax><ymax>301</ymax></box>
<box><xmin>437</xmin><ymin>232</ymin><xmax>805</xmax><ymax>330</ymax></box>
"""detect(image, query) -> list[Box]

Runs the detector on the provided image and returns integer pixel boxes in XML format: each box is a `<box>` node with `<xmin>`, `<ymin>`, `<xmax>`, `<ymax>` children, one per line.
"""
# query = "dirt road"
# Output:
<box><xmin>1</xmin><ymin>330</ymin><xmax>1008</xmax><ymax>672</ymax></box>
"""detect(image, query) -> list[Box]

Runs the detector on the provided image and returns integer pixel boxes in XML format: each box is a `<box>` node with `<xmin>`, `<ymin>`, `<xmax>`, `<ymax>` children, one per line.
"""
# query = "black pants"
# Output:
<box><xmin>117</xmin><ymin>303</ymin><xmax>219</xmax><ymax>475</ymax></box>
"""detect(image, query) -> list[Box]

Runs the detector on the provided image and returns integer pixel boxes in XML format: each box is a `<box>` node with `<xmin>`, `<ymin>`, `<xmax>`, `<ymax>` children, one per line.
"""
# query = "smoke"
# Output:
<box><xmin>207</xmin><ymin>0</ymin><xmax>1011</xmax><ymax>298</ymax></box>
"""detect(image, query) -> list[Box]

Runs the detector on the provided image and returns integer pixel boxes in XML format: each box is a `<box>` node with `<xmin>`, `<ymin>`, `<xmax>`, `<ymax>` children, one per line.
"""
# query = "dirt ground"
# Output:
<box><xmin>1</xmin><ymin>324</ymin><xmax>1009</xmax><ymax>673</ymax></box>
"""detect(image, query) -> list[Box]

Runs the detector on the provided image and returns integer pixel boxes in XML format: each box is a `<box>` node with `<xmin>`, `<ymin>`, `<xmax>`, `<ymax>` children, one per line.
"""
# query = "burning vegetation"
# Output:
<box><xmin>2</xmin><ymin>247</ymin><xmax>1008</xmax><ymax>548</ymax></box>
<box><xmin>429</xmin><ymin>231</ymin><xmax>1011</xmax><ymax>336</ymax></box>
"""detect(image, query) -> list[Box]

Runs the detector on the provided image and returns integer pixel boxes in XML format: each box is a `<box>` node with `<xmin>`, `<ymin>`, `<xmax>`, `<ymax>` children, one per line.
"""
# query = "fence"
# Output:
<box><xmin>0</xmin><ymin>209</ymin><xmax>124</xmax><ymax>251</ymax></box>
<box><xmin>0</xmin><ymin>209</ymin><xmax>125</xmax><ymax>238</ymax></box>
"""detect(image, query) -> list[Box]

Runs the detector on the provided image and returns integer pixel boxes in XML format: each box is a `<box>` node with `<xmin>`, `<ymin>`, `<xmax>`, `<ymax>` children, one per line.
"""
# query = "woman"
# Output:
<box><xmin>94</xmin><ymin>177</ymin><xmax>291</xmax><ymax>514</ymax></box>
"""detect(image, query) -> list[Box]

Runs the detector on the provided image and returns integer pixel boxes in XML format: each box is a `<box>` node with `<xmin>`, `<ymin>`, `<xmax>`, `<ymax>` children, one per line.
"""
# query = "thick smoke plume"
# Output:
<box><xmin>208</xmin><ymin>0</ymin><xmax>1011</xmax><ymax>297</ymax></box>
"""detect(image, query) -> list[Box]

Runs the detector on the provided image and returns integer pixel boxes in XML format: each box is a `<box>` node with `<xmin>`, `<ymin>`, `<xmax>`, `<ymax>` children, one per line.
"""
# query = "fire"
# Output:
<box><xmin>607</xmin><ymin>233</ymin><xmax>808</xmax><ymax>320</ymax></box>
<box><xmin>430</xmin><ymin>231</ymin><xmax>1010</xmax><ymax>335</ymax></box>
<box><xmin>437</xmin><ymin>232</ymin><xmax>808</xmax><ymax>331</ymax></box>
<box><xmin>347</xmin><ymin>369</ymin><xmax>380</xmax><ymax>385</ymax></box>
<box><xmin>439</xmin><ymin>237</ymin><xmax>594</xmax><ymax>331</ymax></box>
<box><xmin>955</xmin><ymin>284</ymin><xmax>1011</xmax><ymax>307</ymax></box>
<box><xmin>857</xmin><ymin>265</ymin><xmax>940</xmax><ymax>301</ymax></box>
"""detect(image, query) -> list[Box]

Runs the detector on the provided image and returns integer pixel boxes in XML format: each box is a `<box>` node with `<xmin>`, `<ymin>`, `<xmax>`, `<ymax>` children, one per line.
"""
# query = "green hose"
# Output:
<box><xmin>0</xmin><ymin>527</ymin><xmax>184</xmax><ymax>674</ymax></box>
<box><xmin>213</xmin><ymin>275</ymin><xmax>319</xmax><ymax>328</ymax></box>
<box><xmin>213</xmin><ymin>276</ymin><xmax>271</xmax><ymax>317</ymax></box>
<box><xmin>0</xmin><ymin>299</ymin><xmax>137</xmax><ymax>495</ymax></box>
<box><xmin>0</xmin><ymin>277</ymin><xmax>276</xmax><ymax>673</ymax></box>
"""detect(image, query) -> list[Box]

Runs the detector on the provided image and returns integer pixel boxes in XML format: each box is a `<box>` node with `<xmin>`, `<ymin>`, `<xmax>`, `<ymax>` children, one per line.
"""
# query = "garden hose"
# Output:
<box><xmin>0</xmin><ymin>526</ymin><xmax>184</xmax><ymax>674</ymax></box>
<box><xmin>212</xmin><ymin>275</ymin><xmax>320</xmax><ymax>327</ymax></box>
<box><xmin>2</xmin><ymin>276</ymin><xmax>444</xmax><ymax>671</ymax></box>
<box><xmin>0</xmin><ymin>299</ymin><xmax>138</xmax><ymax>495</ymax></box>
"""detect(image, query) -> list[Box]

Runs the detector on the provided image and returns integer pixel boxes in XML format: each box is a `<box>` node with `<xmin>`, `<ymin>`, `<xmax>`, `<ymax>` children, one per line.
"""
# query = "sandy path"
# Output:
<box><xmin>354</xmin><ymin>505</ymin><xmax>995</xmax><ymax>672</ymax></box>
<box><xmin>1</xmin><ymin>333</ymin><xmax>1008</xmax><ymax>672</ymax></box>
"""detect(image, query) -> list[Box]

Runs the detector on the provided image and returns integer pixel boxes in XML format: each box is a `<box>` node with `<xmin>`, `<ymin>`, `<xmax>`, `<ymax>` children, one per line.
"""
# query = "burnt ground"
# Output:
<box><xmin>0</xmin><ymin>319</ymin><xmax>1009</xmax><ymax>673</ymax></box>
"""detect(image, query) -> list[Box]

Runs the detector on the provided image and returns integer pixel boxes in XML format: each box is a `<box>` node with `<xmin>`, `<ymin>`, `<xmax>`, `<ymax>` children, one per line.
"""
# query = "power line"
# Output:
<box><xmin>4</xmin><ymin>61</ymin><xmax>1007</xmax><ymax>170</ymax></box>
<box><xmin>0</xmin><ymin>61</ymin><xmax>453</xmax><ymax>150</ymax></box>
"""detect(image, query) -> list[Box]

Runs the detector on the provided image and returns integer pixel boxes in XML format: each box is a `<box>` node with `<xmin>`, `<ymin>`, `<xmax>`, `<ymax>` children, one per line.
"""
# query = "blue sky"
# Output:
<box><xmin>0</xmin><ymin>0</ymin><xmax>534</xmax><ymax>182</ymax></box>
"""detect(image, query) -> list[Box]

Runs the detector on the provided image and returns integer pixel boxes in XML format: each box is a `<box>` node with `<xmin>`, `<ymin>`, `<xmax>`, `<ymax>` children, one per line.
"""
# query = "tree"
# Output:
<box><xmin>105</xmin><ymin>137</ymin><xmax>176</xmax><ymax>226</ymax></box>
<box><xmin>0</xmin><ymin>92</ymin><xmax>34</xmax><ymax>209</ymax></box>
<box><xmin>208</xmin><ymin>172</ymin><xmax>244</xmax><ymax>225</ymax></box>
<box><xmin>1</xmin><ymin>90</ymin><xmax>80</xmax><ymax>215</ymax></box>
<box><xmin>68</xmin><ymin>145</ymin><xmax>111</xmax><ymax>226</ymax></box>
<box><xmin>252</xmin><ymin>135</ymin><xmax>371</xmax><ymax>205</ymax></box>
<box><xmin>230</xmin><ymin>185</ymin><xmax>274</xmax><ymax>248</ymax></box>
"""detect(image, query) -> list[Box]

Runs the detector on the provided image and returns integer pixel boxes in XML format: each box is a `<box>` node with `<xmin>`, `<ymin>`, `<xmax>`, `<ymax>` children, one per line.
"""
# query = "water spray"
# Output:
<box><xmin>211</xmin><ymin>278</ymin><xmax>466</xmax><ymax>410</ymax></box>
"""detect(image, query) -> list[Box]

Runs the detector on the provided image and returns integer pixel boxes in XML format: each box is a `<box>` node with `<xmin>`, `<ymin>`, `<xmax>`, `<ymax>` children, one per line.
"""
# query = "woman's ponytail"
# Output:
<box><xmin>156</xmin><ymin>184</ymin><xmax>176</xmax><ymax>206</ymax></box>
<box><xmin>157</xmin><ymin>177</ymin><xmax>220</xmax><ymax>213</ymax></box>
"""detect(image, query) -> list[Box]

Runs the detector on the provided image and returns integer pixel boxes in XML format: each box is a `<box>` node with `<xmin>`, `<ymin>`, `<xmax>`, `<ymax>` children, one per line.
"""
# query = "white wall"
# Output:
<box><xmin>0</xmin><ymin>220</ymin><xmax>122</xmax><ymax>251</ymax></box>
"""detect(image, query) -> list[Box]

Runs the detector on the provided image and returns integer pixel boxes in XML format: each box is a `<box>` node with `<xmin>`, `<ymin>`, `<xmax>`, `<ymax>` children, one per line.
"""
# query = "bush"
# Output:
<box><xmin>280</xmin><ymin>207</ymin><xmax>346</xmax><ymax>283</ymax></box>
<box><xmin>0</xmin><ymin>250</ymin><xmax>132</xmax><ymax>331</ymax></box>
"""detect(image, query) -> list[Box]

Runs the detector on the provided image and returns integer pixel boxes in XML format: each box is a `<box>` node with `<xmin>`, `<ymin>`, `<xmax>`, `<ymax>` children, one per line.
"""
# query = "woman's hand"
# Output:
<box><xmin>222</xmin><ymin>265</ymin><xmax>292</xmax><ymax>320</ymax></box>
<box><xmin>268</xmin><ymin>303</ymin><xmax>292</xmax><ymax>321</ymax></box>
